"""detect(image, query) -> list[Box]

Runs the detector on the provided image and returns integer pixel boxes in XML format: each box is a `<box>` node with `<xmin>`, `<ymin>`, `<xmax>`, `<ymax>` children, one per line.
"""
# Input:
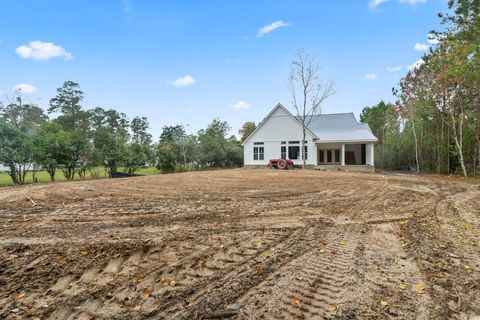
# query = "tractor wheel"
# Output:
<box><xmin>287</xmin><ymin>164</ymin><xmax>293</xmax><ymax>170</ymax></box>
<box><xmin>278</xmin><ymin>159</ymin><xmax>287</xmax><ymax>170</ymax></box>
<box><xmin>267</xmin><ymin>163</ymin><xmax>272</xmax><ymax>169</ymax></box>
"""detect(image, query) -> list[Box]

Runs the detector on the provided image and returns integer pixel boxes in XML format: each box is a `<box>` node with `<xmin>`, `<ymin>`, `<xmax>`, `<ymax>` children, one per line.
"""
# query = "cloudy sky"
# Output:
<box><xmin>0</xmin><ymin>0</ymin><xmax>445</xmax><ymax>137</ymax></box>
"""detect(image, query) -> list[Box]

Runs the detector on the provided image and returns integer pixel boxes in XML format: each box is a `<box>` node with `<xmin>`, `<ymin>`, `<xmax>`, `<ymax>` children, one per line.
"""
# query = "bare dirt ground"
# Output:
<box><xmin>0</xmin><ymin>169</ymin><xmax>479</xmax><ymax>320</ymax></box>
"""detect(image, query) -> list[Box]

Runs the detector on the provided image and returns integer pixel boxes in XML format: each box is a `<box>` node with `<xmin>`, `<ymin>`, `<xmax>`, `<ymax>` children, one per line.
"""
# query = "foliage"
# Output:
<box><xmin>361</xmin><ymin>0</ymin><xmax>480</xmax><ymax>177</ymax></box>
<box><xmin>239</xmin><ymin>121</ymin><xmax>256</xmax><ymax>143</ymax></box>
<box><xmin>0</xmin><ymin>123</ymin><xmax>33</xmax><ymax>184</ymax></box>
<box><xmin>0</xmin><ymin>97</ymin><xmax>47</xmax><ymax>133</ymax></box>
<box><xmin>0</xmin><ymin>77</ymin><xmax>246</xmax><ymax>185</ymax></box>
<box><xmin>156</xmin><ymin>142</ymin><xmax>177</xmax><ymax>173</ymax></box>
<box><xmin>32</xmin><ymin>122</ymin><xmax>73</xmax><ymax>181</ymax></box>
<box><xmin>159</xmin><ymin>124</ymin><xmax>186</xmax><ymax>143</ymax></box>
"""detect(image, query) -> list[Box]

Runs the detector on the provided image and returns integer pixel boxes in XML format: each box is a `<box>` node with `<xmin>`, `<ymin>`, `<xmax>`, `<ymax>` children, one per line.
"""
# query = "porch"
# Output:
<box><xmin>314</xmin><ymin>164</ymin><xmax>375</xmax><ymax>172</ymax></box>
<box><xmin>315</xmin><ymin>142</ymin><xmax>375</xmax><ymax>167</ymax></box>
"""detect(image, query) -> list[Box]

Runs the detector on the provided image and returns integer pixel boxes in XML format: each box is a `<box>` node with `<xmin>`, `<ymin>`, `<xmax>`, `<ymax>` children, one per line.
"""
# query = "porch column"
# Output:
<box><xmin>341</xmin><ymin>144</ymin><xmax>345</xmax><ymax>166</ymax></box>
<box><xmin>370</xmin><ymin>143</ymin><xmax>375</xmax><ymax>165</ymax></box>
<box><xmin>366</xmin><ymin>143</ymin><xmax>374</xmax><ymax>165</ymax></box>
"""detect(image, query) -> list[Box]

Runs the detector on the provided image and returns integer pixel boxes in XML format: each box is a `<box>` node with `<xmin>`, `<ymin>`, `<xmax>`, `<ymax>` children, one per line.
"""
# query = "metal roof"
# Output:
<box><xmin>297</xmin><ymin>113</ymin><xmax>378</xmax><ymax>142</ymax></box>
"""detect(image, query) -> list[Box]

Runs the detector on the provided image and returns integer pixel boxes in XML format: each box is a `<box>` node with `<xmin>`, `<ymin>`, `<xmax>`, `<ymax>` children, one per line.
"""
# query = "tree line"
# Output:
<box><xmin>0</xmin><ymin>81</ymin><xmax>243</xmax><ymax>185</ymax></box>
<box><xmin>361</xmin><ymin>0</ymin><xmax>479</xmax><ymax>177</ymax></box>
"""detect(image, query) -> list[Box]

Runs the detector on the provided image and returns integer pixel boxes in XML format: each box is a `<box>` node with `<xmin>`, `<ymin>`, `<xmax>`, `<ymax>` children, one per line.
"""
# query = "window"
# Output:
<box><xmin>303</xmin><ymin>146</ymin><xmax>308</xmax><ymax>160</ymax></box>
<box><xmin>281</xmin><ymin>146</ymin><xmax>286</xmax><ymax>159</ymax></box>
<box><xmin>253</xmin><ymin>142</ymin><xmax>264</xmax><ymax>145</ymax></box>
<box><xmin>319</xmin><ymin>149</ymin><xmax>340</xmax><ymax>164</ymax></box>
<box><xmin>288</xmin><ymin>146</ymin><xmax>300</xmax><ymax>160</ymax></box>
<box><xmin>253</xmin><ymin>146</ymin><xmax>264</xmax><ymax>160</ymax></box>
<box><xmin>281</xmin><ymin>141</ymin><xmax>286</xmax><ymax>145</ymax></box>
<box><xmin>288</xmin><ymin>141</ymin><xmax>300</xmax><ymax>144</ymax></box>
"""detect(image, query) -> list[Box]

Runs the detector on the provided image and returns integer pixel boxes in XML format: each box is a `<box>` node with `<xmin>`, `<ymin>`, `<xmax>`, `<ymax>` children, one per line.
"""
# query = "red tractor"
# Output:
<box><xmin>267</xmin><ymin>159</ymin><xmax>294</xmax><ymax>170</ymax></box>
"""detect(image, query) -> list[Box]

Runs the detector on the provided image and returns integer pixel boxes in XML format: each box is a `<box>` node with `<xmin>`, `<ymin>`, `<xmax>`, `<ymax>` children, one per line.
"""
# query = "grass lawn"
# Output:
<box><xmin>0</xmin><ymin>166</ymin><xmax>161</xmax><ymax>187</ymax></box>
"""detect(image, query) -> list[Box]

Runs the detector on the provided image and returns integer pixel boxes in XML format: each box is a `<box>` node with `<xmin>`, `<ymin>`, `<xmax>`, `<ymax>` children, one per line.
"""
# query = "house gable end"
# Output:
<box><xmin>242</xmin><ymin>103</ymin><xmax>318</xmax><ymax>145</ymax></box>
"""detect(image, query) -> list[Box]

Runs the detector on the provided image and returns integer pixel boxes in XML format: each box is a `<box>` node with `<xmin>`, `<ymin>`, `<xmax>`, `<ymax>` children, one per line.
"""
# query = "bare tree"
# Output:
<box><xmin>288</xmin><ymin>49</ymin><xmax>335</xmax><ymax>168</ymax></box>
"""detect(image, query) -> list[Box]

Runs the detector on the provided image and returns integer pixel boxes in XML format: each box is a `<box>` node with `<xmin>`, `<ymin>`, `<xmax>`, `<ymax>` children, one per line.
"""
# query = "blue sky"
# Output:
<box><xmin>0</xmin><ymin>0</ymin><xmax>446</xmax><ymax>137</ymax></box>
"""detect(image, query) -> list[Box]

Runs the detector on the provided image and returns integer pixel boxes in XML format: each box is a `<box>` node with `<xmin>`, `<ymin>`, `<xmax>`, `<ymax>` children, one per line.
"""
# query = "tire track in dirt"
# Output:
<box><xmin>163</xmin><ymin>224</ymin><xmax>330</xmax><ymax>320</ymax></box>
<box><xmin>44</xmin><ymin>229</ymin><xmax>296</xmax><ymax>319</ymax></box>
<box><xmin>233</xmin><ymin>225</ymin><xmax>361</xmax><ymax>319</ymax></box>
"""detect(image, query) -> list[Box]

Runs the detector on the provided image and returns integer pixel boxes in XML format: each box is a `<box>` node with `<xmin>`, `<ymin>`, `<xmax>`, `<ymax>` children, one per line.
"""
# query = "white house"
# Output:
<box><xmin>242</xmin><ymin>103</ymin><xmax>378</xmax><ymax>170</ymax></box>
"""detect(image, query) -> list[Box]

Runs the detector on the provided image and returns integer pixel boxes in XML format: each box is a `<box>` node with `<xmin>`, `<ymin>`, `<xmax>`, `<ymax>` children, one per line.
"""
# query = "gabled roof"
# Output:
<box><xmin>241</xmin><ymin>103</ymin><xmax>318</xmax><ymax>145</ymax></box>
<box><xmin>242</xmin><ymin>103</ymin><xmax>377</xmax><ymax>144</ymax></box>
<box><xmin>299</xmin><ymin>113</ymin><xmax>378</xmax><ymax>142</ymax></box>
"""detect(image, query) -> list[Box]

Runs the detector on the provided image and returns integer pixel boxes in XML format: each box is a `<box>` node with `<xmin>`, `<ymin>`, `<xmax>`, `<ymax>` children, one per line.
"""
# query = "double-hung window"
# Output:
<box><xmin>281</xmin><ymin>146</ymin><xmax>286</xmax><ymax>159</ymax></box>
<box><xmin>253</xmin><ymin>142</ymin><xmax>264</xmax><ymax>160</ymax></box>
<box><xmin>288</xmin><ymin>146</ymin><xmax>300</xmax><ymax>160</ymax></box>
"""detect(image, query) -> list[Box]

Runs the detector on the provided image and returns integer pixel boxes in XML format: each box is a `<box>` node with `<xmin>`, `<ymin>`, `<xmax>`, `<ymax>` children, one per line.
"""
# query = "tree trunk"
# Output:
<box><xmin>381</xmin><ymin>124</ymin><xmax>387</xmax><ymax>170</ymax></box>
<box><xmin>473</xmin><ymin>95</ymin><xmax>480</xmax><ymax>177</ymax></box>
<box><xmin>451</xmin><ymin>111</ymin><xmax>468</xmax><ymax>177</ymax></box>
<box><xmin>302</xmin><ymin>126</ymin><xmax>306</xmax><ymax>169</ymax></box>
<box><xmin>8</xmin><ymin>164</ymin><xmax>19</xmax><ymax>185</ymax></box>
<box><xmin>410</xmin><ymin>108</ymin><xmax>420</xmax><ymax>173</ymax></box>
<box><xmin>49</xmin><ymin>168</ymin><xmax>56</xmax><ymax>181</ymax></box>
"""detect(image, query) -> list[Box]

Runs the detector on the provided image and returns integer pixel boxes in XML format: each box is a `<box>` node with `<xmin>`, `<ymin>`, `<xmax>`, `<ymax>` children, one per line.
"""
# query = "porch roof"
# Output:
<box><xmin>297</xmin><ymin>113</ymin><xmax>378</xmax><ymax>143</ymax></box>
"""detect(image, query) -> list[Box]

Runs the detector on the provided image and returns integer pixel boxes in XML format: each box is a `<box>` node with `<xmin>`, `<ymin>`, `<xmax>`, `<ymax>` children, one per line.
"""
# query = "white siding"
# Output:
<box><xmin>244</xmin><ymin>106</ymin><xmax>316</xmax><ymax>166</ymax></box>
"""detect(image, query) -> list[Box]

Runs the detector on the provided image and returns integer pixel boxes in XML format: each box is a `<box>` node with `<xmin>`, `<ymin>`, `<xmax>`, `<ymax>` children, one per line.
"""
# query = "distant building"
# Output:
<box><xmin>242</xmin><ymin>103</ymin><xmax>378</xmax><ymax>170</ymax></box>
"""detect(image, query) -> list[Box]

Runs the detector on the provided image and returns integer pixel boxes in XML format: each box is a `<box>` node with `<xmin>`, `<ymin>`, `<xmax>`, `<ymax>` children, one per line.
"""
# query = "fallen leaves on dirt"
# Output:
<box><xmin>143</xmin><ymin>288</ymin><xmax>152</xmax><ymax>298</ymax></box>
<box><xmin>416</xmin><ymin>284</ymin><xmax>425</xmax><ymax>294</ymax></box>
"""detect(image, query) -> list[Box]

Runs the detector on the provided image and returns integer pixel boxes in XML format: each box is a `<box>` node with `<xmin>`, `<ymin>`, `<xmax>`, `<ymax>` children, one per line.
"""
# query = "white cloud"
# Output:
<box><xmin>170</xmin><ymin>75</ymin><xmax>196</xmax><ymax>87</ymax></box>
<box><xmin>364</xmin><ymin>73</ymin><xmax>378</xmax><ymax>80</ymax></box>
<box><xmin>414</xmin><ymin>43</ymin><xmax>429</xmax><ymax>51</ymax></box>
<box><xmin>369</xmin><ymin>0</ymin><xmax>389</xmax><ymax>8</ymax></box>
<box><xmin>13</xmin><ymin>83</ymin><xmax>38</xmax><ymax>94</ymax></box>
<box><xmin>408</xmin><ymin>59</ymin><xmax>425</xmax><ymax>71</ymax></box>
<box><xmin>257</xmin><ymin>20</ymin><xmax>291</xmax><ymax>37</ymax></box>
<box><xmin>15</xmin><ymin>41</ymin><xmax>73</xmax><ymax>61</ymax></box>
<box><xmin>386</xmin><ymin>65</ymin><xmax>402</xmax><ymax>72</ymax></box>
<box><xmin>369</xmin><ymin>0</ymin><xmax>426</xmax><ymax>8</ymax></box>
<box><xmin>230</xmin><ymin>100</ymin><xmax>250</xmax><ymax>110</ymax></box>
<box><xmin>427</xmin><ymin>33</ymin><xmax>440</xmax><ymax>45</ymax></box>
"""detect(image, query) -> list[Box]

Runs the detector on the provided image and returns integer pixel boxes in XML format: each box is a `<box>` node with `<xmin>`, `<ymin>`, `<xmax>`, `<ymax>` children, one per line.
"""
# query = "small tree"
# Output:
<box><xmin>288</xmin><ymin>49</ymin><xmax>335</xmax><ymax>168</ymax></box>
<box><xmin>49</xmin><ymin>81</ymin><xmax>90</xmax><ymax>179</ymax></box>
<box><xmin>32</xmin><ymin>122</ymin><xmax>72</xmax><ymax>181</ymax></box>
<box><xmin>156</xmin><ymin>142</ymin><xmax>177</xmax><ymax>173</ymax></box>
<box><xmin>197</xmin><ymin>119</ymin><xmax>231</xmax><ymax>167</ymax></box>
<box><xmin>238</xmin><ymin>121</ymin><xmax>256</xmax><ymax>143</ymax></box>
<box><xmin>0</xmin><ymin>123</ymin><xmax>33</xmax><ymax>184</ymax></box>
<box><xmin>124</xmin><ymin>143</ymin><xmax>148</xmax><ymax>175</ymax></box>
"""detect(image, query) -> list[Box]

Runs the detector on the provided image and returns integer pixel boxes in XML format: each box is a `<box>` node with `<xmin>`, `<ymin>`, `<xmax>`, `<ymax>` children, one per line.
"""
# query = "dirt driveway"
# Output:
<box><xmin>0</xmin><ymin>169</ymin><xmax>479</xmax><ymax>319</ymax></box>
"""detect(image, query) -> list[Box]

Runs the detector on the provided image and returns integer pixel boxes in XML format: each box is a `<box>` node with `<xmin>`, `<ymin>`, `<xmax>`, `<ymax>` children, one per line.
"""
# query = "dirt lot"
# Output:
<box><xmin>0</xmin><ymin>169</ymin><xmax>479</xmax><ymax>320</ymax></box>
